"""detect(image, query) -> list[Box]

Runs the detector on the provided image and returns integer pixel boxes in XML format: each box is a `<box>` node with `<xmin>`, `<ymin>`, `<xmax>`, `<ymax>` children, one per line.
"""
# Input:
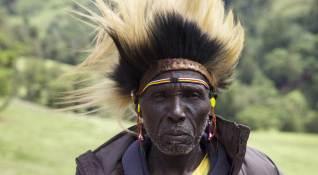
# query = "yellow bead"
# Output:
<box><xmin>137</xmin><ymin>104</ymin><xmax>141</xmax><ymax>113</ymax></box>
<box><xmin>210</xmin><ymin>97</ymin><xmax>216</xmax><ymax>108</ymax></box>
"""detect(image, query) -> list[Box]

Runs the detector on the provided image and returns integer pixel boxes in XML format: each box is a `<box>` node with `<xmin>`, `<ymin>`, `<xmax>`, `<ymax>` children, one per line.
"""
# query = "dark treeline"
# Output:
<box><xmin>0</xmin><ymin>0</ymin><xmax>317</xmax><ymax>132</ymax></box>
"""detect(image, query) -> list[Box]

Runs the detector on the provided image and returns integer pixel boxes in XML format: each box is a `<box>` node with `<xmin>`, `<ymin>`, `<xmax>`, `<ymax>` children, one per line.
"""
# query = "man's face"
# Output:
<box><xmin>140</xmin><ymin>70</ymin><xmax>211</xmax><ymax>155</ymax></box>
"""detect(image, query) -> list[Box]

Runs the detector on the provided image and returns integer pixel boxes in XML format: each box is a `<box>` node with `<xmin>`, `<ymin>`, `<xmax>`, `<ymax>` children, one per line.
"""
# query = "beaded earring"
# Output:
<box><xmin>208</xmin><ymin>97</ymin><xmax>217</xmax><ymax>141</ymax></box>
<box><xmin>136</xmin><ymin>103</ymin><xmax>144</xmax><ymax>141</ymax></box>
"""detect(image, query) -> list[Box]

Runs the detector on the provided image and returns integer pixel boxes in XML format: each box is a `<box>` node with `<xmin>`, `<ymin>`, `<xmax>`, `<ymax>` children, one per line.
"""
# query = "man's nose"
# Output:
<box><xmin>167</xmin><ymin>96</ymin><xmax>186</xmax><ymax>123</ymax></box>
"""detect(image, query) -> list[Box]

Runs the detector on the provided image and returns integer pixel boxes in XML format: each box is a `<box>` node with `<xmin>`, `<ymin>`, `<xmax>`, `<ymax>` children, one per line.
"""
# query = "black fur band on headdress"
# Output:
<box><xmin>110</xmin><ymin>12</ymin><xmax>223</xmax><ymax>97</ymax></box>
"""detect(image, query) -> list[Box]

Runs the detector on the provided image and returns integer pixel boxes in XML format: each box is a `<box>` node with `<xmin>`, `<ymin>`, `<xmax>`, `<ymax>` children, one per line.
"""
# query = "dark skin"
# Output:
<box><xmin>139</xmin><ymin>70</ymin><xmax>212</xmax><ymax>175</ymax></box>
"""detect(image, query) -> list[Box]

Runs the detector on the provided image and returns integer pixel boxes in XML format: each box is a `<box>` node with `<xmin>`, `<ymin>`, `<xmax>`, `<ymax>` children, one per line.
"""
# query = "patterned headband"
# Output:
<box><xmin>136</xmin><ymin>58</ymin><xmax>216</xmax><ymax>96</ymax></box>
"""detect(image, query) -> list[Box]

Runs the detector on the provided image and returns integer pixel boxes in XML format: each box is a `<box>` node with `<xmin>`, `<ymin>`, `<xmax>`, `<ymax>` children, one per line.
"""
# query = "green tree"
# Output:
<box><xmin>263</xmin><ymin>48</ymin><xmax>305</xmax><ymax>90</ymax></box>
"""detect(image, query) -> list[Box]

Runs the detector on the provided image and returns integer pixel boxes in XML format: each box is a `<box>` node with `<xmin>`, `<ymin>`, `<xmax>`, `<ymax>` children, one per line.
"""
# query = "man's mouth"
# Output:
<box><xmin>161</xmin><ymin>131</ymin><xmax>192</xmax><ymax>144</ymax></box>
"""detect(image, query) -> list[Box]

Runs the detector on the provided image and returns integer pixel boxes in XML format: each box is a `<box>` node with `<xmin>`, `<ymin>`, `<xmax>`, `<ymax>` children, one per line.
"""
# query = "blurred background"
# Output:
<box><xmin>0</xmin><ymin>0</ymin><xmax>317</xmax><ymax>174</ymax></box>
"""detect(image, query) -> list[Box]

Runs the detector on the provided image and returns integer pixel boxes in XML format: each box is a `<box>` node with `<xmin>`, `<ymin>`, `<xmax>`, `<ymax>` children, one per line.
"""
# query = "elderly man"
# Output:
<box><xmin>73</xmin><ymin>0</ymin><xmax>282</xmax><ymax>174</ymax></box>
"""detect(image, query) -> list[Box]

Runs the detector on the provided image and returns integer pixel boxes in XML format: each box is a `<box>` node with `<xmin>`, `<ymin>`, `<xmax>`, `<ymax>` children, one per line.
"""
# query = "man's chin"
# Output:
<box><xmin>156</xmin><ymin>142</ymin><xmax>195</xmax><ymax>156</ymax></box>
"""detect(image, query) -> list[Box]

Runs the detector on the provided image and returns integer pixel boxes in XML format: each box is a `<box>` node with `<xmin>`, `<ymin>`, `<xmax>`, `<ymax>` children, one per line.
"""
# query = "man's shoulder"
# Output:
<box><xmin>75</xmin><ymin>128</ymin><xmax>136</xmax><ymax>175</ymax></box>
<box><xmin>240</xmin><ymin>146</ymin><xmax>283</xmax><ymax>175</ymax></box>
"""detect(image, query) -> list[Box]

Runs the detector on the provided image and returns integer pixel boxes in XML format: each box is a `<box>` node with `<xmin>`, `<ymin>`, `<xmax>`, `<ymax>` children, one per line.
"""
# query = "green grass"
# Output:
<box><xmin>0</xmin><ymin>99</ymin><xmax>129</xmax><ymax>175</ymax></box>
<box><xmin>1</xmin><ymin>99</ymin><xmax>318</xmax><ymax>175</ymax></box>
<box><xmin>249</xmin><ymin>131</ymin><xmax>318</xmax><ymax>175</ymax></box>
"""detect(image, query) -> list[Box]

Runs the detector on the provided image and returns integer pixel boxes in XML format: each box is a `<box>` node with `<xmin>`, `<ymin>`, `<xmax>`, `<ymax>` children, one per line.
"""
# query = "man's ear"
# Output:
<box><xmin>208</xmin><ymin>108</ymin><xmax>212</xmax><ymax>116</ymax></box>
<box><xmin>137</xmin><ymin>103</ymin><xmax>143</xmax><ymax>118</ymax></box>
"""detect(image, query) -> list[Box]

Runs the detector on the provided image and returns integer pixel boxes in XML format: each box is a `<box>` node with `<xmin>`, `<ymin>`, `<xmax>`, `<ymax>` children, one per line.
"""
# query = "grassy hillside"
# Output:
<box><xmin>0</xmin><ymin>99</ymin><xmax>317</xmax><ymax>175</ymax></box>
<box><xmin>249</xmin><ymin>131</ymin><xmax>318</xmax><ymax>175</ymax></box>
<box><xmin>0</xmin><ymin>99</ymin><xmax>129</xmax><ymax>175</ymax></box>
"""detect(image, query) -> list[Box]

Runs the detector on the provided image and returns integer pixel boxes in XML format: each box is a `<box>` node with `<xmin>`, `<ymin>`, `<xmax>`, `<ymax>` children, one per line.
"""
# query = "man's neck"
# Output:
<box><xmin>148</xmin><ymin>145</ymin><xmax>205</xmax><ymax>175</ymax></box>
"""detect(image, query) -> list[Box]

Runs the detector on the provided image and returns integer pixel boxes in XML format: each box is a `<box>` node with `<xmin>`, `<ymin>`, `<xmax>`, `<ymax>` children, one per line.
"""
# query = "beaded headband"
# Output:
<box><xmin>139</xmin><ymin>77</ymin><xmax>210</xmax><ymax>95</ymax></box>
<box><xmin>136</xmin><ymin>58</ymin><xmax>216</xmax><ymax>96</ymax></box>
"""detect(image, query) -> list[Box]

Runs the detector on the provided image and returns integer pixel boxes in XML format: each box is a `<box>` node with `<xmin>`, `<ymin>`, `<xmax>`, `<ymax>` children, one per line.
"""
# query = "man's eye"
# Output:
<box><xmin>183</xmin><ymin>92</ymin><xmax>201</xmax><ymax>99</ymax></box>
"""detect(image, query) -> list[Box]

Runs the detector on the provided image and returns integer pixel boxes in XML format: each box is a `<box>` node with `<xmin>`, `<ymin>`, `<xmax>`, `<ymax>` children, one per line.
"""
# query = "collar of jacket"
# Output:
<box><xmin>214</xmin><ymin>116</ymin><xmax>250</xmax><ymax>175</ymax></box>
<box><xmin>82</xmin><ymin>115</ymin><xmax>250</xmax><ymax>175</ymax></box>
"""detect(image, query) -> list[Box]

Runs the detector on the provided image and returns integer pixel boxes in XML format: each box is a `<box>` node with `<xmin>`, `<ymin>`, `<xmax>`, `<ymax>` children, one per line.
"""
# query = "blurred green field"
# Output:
<box><xmin>0</xmin><ymin>99</ymin><xmax>318</xmax><ymax>175</ymax></box>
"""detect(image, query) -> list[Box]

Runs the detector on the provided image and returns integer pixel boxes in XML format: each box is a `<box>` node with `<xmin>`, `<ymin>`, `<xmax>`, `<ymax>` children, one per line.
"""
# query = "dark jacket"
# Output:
<box><xmin>75</xmin><ymin>116</ymin><xmax>282</xmax><ymax>175</ymax></box>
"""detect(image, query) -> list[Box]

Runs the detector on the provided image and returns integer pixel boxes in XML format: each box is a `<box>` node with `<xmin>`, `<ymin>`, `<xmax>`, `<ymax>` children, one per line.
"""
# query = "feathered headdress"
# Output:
<box><xmin>68</xmin><ymin>0</ymin><xmax>244</xmax><ymax>114</ymax></box>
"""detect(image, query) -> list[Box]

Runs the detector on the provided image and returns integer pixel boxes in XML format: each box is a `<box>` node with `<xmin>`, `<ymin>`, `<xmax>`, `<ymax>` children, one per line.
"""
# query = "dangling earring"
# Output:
<box><xmin>136</xmin><ymin>103</ymin><xmax>144</xmax><ymax>141</ymax></box>
<box><xmin>208</xmin><ymin>97</ymin><xmax>217</xmax><ymax>141</ymax></box>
